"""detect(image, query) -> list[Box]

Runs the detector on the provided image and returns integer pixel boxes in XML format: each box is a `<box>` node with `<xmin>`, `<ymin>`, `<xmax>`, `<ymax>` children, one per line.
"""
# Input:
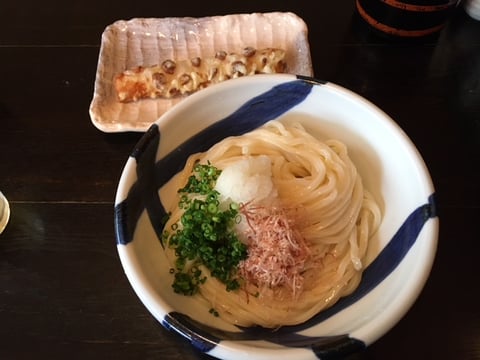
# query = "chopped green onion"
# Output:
<box><xmin>163</xmin><ymin>163</ymin><xmax>247</xmax><ymax>296</ymax></box>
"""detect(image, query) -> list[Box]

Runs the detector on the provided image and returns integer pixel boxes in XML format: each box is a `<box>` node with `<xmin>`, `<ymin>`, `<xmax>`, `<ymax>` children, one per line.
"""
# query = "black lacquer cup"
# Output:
<box><xmin>356</xmin><ymin>0</ymin><xmax>459</xmax><ymax>39</ymax></box>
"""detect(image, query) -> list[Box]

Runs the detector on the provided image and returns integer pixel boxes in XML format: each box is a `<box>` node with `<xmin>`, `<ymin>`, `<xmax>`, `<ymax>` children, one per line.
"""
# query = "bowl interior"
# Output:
<box><xmin>114</xmin><ymin>74</ymin><xmax>438</xmax><ymax>359</ymax></box>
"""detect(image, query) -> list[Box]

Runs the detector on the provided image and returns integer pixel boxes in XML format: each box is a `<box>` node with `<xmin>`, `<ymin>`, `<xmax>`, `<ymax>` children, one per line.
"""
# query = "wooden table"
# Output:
<box><xmin>1</xmin><ymin>2</ymin><xmax>479</xmax><ymax>359</ymax></box>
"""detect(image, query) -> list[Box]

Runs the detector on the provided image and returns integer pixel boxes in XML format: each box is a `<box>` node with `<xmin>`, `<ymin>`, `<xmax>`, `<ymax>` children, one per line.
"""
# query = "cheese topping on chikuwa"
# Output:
<box><xmin>114</xmin><ymin>47</ymin><xmax>287</xmax><ymax>102</ymax></box>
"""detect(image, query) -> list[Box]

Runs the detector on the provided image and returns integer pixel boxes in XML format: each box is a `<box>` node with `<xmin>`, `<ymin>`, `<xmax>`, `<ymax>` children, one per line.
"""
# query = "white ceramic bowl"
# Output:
<box><xmin>114</xmin><ymin>74</ymin><xmax>438</xmax><ymax>360</ymax></box>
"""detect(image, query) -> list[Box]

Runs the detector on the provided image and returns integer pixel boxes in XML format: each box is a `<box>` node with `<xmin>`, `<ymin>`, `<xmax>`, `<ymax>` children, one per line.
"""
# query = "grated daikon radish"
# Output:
<box><xmin>214</xmin><ymin>155</ymin><xmax>277</xmax><ymax>205</ymax></box>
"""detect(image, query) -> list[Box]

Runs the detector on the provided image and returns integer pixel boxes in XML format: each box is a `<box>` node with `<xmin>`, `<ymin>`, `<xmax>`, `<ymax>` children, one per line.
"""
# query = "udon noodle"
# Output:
<box><xmin>162</xmin><ymin>120</ymin><xmax>381</xmax><ymax>328</ymax></box>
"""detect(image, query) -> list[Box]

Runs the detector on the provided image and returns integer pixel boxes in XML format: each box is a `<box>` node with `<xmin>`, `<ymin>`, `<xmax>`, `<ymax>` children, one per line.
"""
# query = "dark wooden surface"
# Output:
<box><xmin>1</xmin><ymin>1</ymin><xmax>479</xmax><ymax>359</ymax></box>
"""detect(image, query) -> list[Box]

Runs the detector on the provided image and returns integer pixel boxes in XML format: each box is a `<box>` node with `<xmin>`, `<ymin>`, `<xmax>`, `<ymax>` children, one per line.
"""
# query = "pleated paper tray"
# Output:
<box><xmin>89</xmin><ymin>12</ymin><xmax>313</xmax><ymax>133</ymax></box>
